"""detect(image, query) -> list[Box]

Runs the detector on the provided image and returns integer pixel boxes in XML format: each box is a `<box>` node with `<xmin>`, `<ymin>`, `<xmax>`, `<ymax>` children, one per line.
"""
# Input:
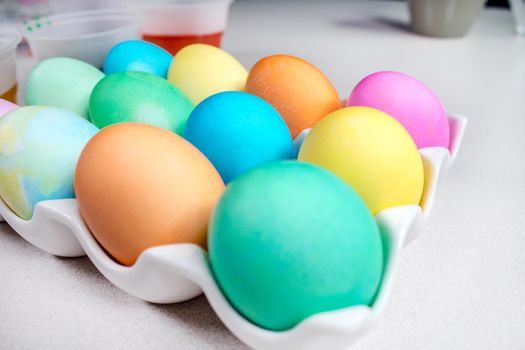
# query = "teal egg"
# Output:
<box><xmin>89</xmin><ymin>71</ymin><xmax>194</xmax><ymax>135</ymax></box>
<box><xmin>209</xmin><ymin>161</ymin><xmax>384</xmax><ymax>331</ymax></box>
<box><xmin>25</xmin><ymin>57</ymin><xmax>104</xmax><ymax>120</ymax></box>
<box><xmin>0</xmin><ymin>106</ymin><xmax>99</xmax><ymax>220</ymax></box>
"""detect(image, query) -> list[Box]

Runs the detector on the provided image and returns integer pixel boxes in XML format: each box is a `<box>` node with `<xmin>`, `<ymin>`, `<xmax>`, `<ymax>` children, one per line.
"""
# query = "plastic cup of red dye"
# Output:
<box><xmin>0</xmin><ymin>32</ymin><xmax>21</xmax><ymax>104</ymax></box>
<box><xmin>123</xmin><ymin>0</ymin><xmax>233</xmax><ymax>55</ymax></box>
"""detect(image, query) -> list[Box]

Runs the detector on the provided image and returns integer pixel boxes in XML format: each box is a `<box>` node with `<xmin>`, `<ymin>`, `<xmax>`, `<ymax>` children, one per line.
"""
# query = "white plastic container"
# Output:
<box><xmin>0</xmin><ymin>115</ymin><xmax>467</xmax><ymax>349</ymax></box>
<box><xmin>122</xmin><ymin>0</ymin><xmax>233</xmax><ymax>54</ymax></box>
<box><xmin>0</xmin><ymin>31</ymin><xmax>21</xmax><ymax>103</ymax></box>
<box><xmin>18</xmin><ymin>9</ymin><xmax>142</xmax><ymax>68</ymax></box>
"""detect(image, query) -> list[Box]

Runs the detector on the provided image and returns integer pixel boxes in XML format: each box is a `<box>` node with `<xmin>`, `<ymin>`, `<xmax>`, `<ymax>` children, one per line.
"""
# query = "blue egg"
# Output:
<box><xmin>103</xmin><ymin>40</ymin><xmax>173</xmax><ymax>78</ymax></box>
<box><xmin>184</xmin><ymin>91</ymin><xmax>295</xmax><ymax>183</ymax></box>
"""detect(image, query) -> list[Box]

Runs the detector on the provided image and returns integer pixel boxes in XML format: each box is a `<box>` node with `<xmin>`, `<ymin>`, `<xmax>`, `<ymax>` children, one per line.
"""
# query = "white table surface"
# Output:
<box><xmin>2</xmin><ymin>1</ymin><xmax>525</xmax><ymax>349</ymax></box>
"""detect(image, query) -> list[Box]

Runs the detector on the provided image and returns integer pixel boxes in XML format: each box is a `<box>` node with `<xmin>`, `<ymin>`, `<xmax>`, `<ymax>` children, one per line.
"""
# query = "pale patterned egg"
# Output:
<box><xmin>0</xmin><ymin>106</ymin><xmax>99</xmax><ymax>220</ymax></box>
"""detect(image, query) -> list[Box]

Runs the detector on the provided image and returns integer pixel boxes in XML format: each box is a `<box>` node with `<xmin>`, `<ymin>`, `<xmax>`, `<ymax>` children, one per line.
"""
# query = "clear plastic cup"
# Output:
<box><xmin>48</xmin><ymin>0</ymin><xmax>122</xmax><ymax>14</ymax></box>
<box><xmin>123</xmin><ymin>0</ymin><xmax>233</xmax><ymax>55</ymax></box>
<box><xmin>18</xmin><ymin>9</ymin><xmax>142</xmax><ymax>68</ymax></box>
<box><xmin>0</xmin><ymin>31</ymin><xmax>22</xmax><ymax>104</ymax></box>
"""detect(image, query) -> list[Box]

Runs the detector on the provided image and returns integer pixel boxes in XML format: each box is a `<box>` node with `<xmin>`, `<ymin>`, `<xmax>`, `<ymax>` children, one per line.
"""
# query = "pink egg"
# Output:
<box><xmin>0</xmin><ymin>98</ymin><xmax>18</xmax><ymax>118</ymax></box>
<box><xmin>346</xmin><ymin>71</ymin><xmax>449</xmax><ymax>149</ymax></box>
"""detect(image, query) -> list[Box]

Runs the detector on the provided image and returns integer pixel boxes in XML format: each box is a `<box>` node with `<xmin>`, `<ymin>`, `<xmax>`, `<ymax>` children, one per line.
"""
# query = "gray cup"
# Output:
<box><xmin>409</xmin><ymin>0</ymin><xmax>486</xmax><ymax>38</ymax></box>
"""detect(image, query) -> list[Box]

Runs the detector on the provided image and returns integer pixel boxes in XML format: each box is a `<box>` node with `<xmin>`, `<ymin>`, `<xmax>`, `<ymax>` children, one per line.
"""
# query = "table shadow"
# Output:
<box><xmin>1</xmin><ymin>221</ymin><xmax>246</xmax><ymax>348</ymax></box>
<box><xmin>333</xmin><ymin>16</ymin><xmax>412</xmax><ymax>34</ymax></box>
<box><xmin>51</xmin><ymin>247</ymin><xmax>247</xmax><ymax>348</ymax></box>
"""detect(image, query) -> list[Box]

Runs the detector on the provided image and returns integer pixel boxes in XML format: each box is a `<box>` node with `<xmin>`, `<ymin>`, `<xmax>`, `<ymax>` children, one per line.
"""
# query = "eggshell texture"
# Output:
<box><xmin>25</xmin><ymin>57</ymin><xmax>104</xmax><ymax>120</ymax></box>
<box><xmin>75</xmin><ymin>123</ymin><xmax>225</xmax><ymax>266</ymax></box>
<box><xmin>103</xmin><ymin>40</ymin><xmax>173</xmax><ymax>78</ymax></box>
<box><xmin>184</xmin><ymin>92</ymin><xmax>294</xmax><ymax>183</ymax></box>
<box><xmin>298</xmin><ymin>106</ymin><xmax>424</xmax><ymax>215</ymax></box>
<box><xmin>0</xmin><ymin>98</ymin><xmax>18</xmax><ymax>117</ymax></box>
<box><xmin>209</xmin><ymin>161</ymin><xmax>383</xmax><ymax>331</ymax></box>
<box><xmin>0</xmin><ymin>106</ymin><xmax>99</xmax><ymax>220</ymax></box>
<box><xmin>167</xmin><ymin>44</ymin><xmax>248</xmax><ymax>105</ymax></box>
<box><xmin>347</xmin><ymin>71</ymin><xmax>449</xmax><ymax>149</ymax></box>
<box><xmin>89</xmin><ymin>71</ymin><xmax>194</xmax><ymax>135</ymax></box>
<box><xmin>245</xmin><ymin>55</ymin><xmax>342</xmax><ymax>138</ymax></box>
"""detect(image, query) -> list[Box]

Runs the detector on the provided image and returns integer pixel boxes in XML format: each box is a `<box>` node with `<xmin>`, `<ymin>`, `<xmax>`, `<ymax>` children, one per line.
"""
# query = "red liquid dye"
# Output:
<box><xmin>0</xmin><ymin>84</ymin><xmax>17</xmax><ymax>104</ymax></box>
<box><xmin>143</xmin><ymin>32</ymin><xmax>224</xmax><ymax>55</ymax></box>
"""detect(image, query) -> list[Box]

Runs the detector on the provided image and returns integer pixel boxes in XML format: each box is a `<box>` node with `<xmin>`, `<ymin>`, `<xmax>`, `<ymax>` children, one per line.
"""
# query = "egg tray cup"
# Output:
<box><xmin>0</xmin><ymin>115</ymin><xmax>467</xmax><ymax>350</ymax></box>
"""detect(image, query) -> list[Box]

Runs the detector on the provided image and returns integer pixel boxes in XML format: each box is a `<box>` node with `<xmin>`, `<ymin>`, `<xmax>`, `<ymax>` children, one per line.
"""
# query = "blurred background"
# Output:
<box><xmin>0</xmin><ymin>0</ymin><xmax>514</xmax><ymax>21</ymax></box>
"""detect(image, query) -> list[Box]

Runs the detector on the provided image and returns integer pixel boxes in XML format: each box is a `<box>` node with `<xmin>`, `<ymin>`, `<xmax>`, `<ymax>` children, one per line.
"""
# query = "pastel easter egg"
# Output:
<box><xmin>0</xmin><ymin>98</ymin><xmax>18</xmax><ymax>117</ymax></box>
<box><xmin>184</xmin><ymin>91</ymin><xmax>295</xmax><ymax>183</ymax></box>
<box><xmin>0</xmin><ymin>106</ymin><xmax>99</xmax><ymax>220</ymax></box>
<box><xmin>25</xmin><ymin>57</ymin><xmax>104</xmax><ymax>119</ymax></box>
<box><xmin>167</xmin><ymin>44</ymin><xmax>248</xmax><ymax>104</ymax></box>
<box><xmin>298</xmin><ymin>106</ymin><xmax>424</xmax><ymax>215</ymax></box>
<box><xmin>347</xmin><ymin>71</ymin><xmax>449</xmax><ymax>149</ymax></box>
<box><xmin>103</xmin><ymin>40</ymin><xmax>173</xmax><ymax>78</ymax></box>
<box><xmin>209</xmin><ymin>161</ymin><xmax>383</xmax><ymax>331</ymax></box>
<box><xmin>246</xmin><ymin>55</ymin><xmax>342</xmax><ymax>138</ymax></box>
<box><xmin>89</xmin><ymin>71</ymin><xmax>193</xmax><ymax>135</ymax></box>
<box><xmin>75</xmin><ymin>123</ymin><xmax>225</xmax><ymax>266</ymax></box>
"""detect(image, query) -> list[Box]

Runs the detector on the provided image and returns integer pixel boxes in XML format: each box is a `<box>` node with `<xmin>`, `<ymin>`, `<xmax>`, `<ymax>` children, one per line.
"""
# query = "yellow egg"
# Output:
<box><xmin>167</xmin><ymin>44</ymin><xmax>248</xmax><ymax>105</ymax></box>
<box><xmin>298</xmin><ymin>106</ymin><xmax>424</xmax><ymax>215</ymax></box>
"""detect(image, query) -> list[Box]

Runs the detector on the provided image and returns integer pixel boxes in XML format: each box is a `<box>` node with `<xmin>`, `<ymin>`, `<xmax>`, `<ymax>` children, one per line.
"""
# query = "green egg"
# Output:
<box><xmin>209</xmin><ymin>161</ymin><xmax>384</xmax><ymax>331</ymax></box>
<box><xmin>89</xmin><ymin>71</ymin><xmax>194</xmax><ymax>134</ymax></box>
<box><xmin>25</xmin><ymin>57</ymin><xmax>104</xmax><ymax>120</ymax></box>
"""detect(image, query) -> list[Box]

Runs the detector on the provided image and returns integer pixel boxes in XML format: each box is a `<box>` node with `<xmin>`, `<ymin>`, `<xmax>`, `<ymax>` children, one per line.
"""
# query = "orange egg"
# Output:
<box><xmin>74</xmin><ymin>123</ymin><xmax>225</xmax><ymax>266</ymax></box>
<box><xmin>245</xmin><ymin>55</ymin><xmax>342</xmax><ymax>138</ymax></box>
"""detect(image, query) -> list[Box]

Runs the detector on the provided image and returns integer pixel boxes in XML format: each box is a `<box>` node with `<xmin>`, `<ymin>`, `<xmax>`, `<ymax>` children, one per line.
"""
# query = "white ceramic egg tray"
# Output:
<box><xmin>0</xmin><ymin>115</ymin><xmax>467</xmax><ymax>350</ymax></box>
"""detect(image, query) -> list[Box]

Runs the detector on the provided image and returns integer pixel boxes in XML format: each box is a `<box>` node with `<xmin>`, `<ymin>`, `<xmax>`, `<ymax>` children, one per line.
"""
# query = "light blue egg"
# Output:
<box><xmin>103</xmin><ymin>40</ymin><xmax>173</xmax><ymax>78</ymax></box>
<box><xmin>0</xmin><ymin>106</ymin><xmax>99</xmax><ymax>220</ymax></box>
<box><xmin>184</xmin><ymin>91</ymin><xmax>295</xmax><ymax>183</ymax></box>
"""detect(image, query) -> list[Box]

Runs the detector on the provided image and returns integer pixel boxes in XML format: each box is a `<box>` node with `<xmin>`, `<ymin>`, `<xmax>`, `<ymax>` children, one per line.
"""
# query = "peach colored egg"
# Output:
<box><xmin>74</xmin><ymin>123</ymin><xmax>224</xmax><ymax>266</ymax></box>
<box><xmin>246</xmin><ymin>55</ymin><xmax>342</xmax><ymax>138</ymax></box>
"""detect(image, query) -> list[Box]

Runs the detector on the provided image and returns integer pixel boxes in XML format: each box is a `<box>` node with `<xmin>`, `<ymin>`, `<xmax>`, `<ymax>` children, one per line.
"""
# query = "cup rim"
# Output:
<box><xmin>17</xmin><ymin>9</ymin><xmax>143</xmax><ymax>42</ymax></box>
<box><xmin>122</xmin><ymin>0</ymin><xmax>233</xmax><ymax>9</ymax></box>
<box><xmin>0</xmin><ymin>31</ymin><xmax>22</xmax><ymax>58</ymax></box>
